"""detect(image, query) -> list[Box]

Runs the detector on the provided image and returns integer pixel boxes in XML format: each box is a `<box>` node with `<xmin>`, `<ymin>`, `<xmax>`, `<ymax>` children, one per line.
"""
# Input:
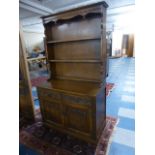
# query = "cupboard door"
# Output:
<box><xmin>41</xmin><ymin>99</ymin><xmax>64</xmax><ymax>126</ymax></box>
<box><xmin>64</xmin><ymin>104</ymin><xmax>92</xmax><ymax>135</ymax></box>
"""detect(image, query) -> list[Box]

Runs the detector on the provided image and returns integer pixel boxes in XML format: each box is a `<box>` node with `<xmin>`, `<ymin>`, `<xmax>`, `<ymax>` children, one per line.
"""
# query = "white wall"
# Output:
<box><xmin>112</xmin><ymin>30</ymin><xmax>123</xmax><ymax>56</ymax></box>
<box><xmin>23</xmin><ymin>31</ymin><xmax>45</xmax><ymax>54</ymax></box>
<box><xmin>107</xmin><ymin>5</ymin><xmax>135</xmax><ymax>57</ymax></box>
<box><xmin>106</xmin><ymin>5</ymin><xmax>135</xmax><ymax>33</ymax></box>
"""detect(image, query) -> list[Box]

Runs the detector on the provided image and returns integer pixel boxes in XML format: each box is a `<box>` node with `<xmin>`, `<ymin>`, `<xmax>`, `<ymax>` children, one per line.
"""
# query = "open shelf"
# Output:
<box><xmin>47</xmin><ymin>37</ymin><xmax>101</xmax><ymax>44</ymax></box>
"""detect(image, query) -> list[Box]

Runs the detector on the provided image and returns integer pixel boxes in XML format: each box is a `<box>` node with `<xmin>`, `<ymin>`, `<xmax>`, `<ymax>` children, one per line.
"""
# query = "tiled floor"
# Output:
<box><xmin>118</xmin><ymin>108</ymin><xmax>135</xmax><ymax>119</ymax></box>
<box><xmin>21</xmin><ymin>57</ymin><xmax>135</xmax><ymax>155</ymax></box>
<box><xmin>106</xmin><ymin>57</ymin><xmax>135</xmax><ymax>155</ymax></box>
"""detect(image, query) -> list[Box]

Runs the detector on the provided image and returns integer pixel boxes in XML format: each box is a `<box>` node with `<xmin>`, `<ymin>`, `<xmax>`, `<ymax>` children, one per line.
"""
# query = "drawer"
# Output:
<box><xmin>62</xmin><ymin>94</ymin><xmax>91</xmax><ymax>106</ymax></box>
<box><xmin>37</xmin><ymin>88</ymin><xmax>61</xmax><ymax>102</ymax></box>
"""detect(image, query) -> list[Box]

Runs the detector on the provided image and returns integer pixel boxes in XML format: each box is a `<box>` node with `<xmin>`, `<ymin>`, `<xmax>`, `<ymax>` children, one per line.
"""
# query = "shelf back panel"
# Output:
<box><xmin>45</xmin><ymin>17</ymin><xmax>101</xmax><ymax>41</ymax></box>
<box><xmin>50</xmin><ymin>62</ymin><xmax>104</xmax><ymax>82</ymax></box>
<box><xmin>47</xmin><ymin>40</ymin><xmax>101</xmax><ymax>60</ymax></box>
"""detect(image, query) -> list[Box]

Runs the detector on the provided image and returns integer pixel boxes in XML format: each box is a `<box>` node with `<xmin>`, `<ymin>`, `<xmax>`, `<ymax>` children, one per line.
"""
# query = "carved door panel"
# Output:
<box><xmin>41</xmin><ymin>99</ymin><xmax>64</xmax><ymax>127</ymax></box>
<box><xmin>64</xmin><ymin>104</ymin><xmax>92</xmax><ymax>134</ymax></box>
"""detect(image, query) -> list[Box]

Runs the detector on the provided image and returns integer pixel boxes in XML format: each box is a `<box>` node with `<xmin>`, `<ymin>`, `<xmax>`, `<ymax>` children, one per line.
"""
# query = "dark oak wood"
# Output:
<box><xmin>47</xmin><ymin>36</ymin><xmax>100</xmax><ymax>44</ymax></box>
<box><xmin>37</xmin><ymin>1</ymin><xmax>108</xmax><ymax>145</ymax></box>
<box><xmin>48</xmin><ymin>60</ymin><xmax>102</xmax><ymax>62</ymax></box>
<box><xmin>127</xmin><ymin>34</ymin><xmax>134</xmax><ymax>57</ymax></box>
<box><xmin>19</xmin><ymin>24</ymin><xmax>35</xmax><ymax>121</ymax></box>
<box><xmin>37</xmin><ymin>80</ymin><xmax>106</xmax><ymax>144</ymax></box>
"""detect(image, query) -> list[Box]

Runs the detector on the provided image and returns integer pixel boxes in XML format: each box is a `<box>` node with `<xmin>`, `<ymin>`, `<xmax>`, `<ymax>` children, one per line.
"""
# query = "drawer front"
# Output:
<box><xmin>38</xmin><ymin>88</ymin><xmax>61</xmax><ymax>102</ymax></box>
<box><xmin>62</xmin><ymin>94</ymin><xmax>91</xmax><ymax>106</ymax></box>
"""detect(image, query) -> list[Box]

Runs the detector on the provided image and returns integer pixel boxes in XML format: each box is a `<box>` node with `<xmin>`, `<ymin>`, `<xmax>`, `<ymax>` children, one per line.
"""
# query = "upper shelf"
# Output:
<box><xmin>47</xmin><ymin>37</ymin><xmax>101</xmax><ymax>44</ymax></box>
